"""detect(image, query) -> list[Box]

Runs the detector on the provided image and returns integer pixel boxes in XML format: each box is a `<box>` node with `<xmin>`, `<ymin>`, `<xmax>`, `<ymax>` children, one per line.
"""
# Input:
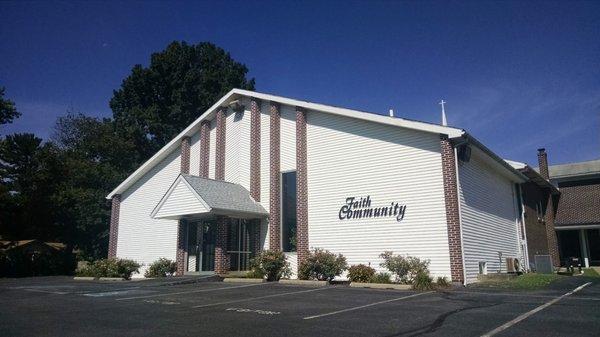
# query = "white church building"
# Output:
<box><xmin>106</xmin><ymin>89</ymin><xmax>528</xmax><ymax>284</ymax></box>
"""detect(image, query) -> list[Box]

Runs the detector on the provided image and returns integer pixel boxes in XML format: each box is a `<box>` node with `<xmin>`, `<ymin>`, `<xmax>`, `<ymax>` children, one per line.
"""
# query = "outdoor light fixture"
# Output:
<box><xmin>228</xmin><ymin>100</ymin><xmax>245</xmax><ymax>112</ymax></box>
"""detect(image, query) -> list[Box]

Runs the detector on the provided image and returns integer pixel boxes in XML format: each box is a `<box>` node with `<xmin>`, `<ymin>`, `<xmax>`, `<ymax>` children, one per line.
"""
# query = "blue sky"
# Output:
<box><xmin>1</xmin><ymin>0</ymin><xmax>598</xmax><ymax>166</ymax></box>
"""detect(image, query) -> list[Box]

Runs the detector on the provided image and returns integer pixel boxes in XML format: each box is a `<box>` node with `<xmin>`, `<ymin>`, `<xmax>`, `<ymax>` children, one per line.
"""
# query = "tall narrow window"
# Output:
<box><xmin>281</xmin><ymin>171</ymin><xmax>297</xmax><ymax>252</ymax></box>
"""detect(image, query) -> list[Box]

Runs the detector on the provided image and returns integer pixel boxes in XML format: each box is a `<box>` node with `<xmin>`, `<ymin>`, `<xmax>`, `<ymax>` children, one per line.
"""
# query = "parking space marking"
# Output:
<box><xmin>226</xmin><ymin>307</ymin><xmax>281</xmax><ymax>315</ymax></box>
<box><xmin>451</xmin><ymin>290</ymin><xmax>600</xmax><ymax>302</ymax></box>
<box><xmin>115</xmin><ymin>283</ymin><xmax>267</xmax><ymax>301</ymax></box>
<box><xmin>481</xmin><ymin>282</ymin><xmax>592</xmax><ymax>337</ymax></box>
<box><xmin>192</xmin><ymin>287</ymin><xmax>333</xmax><ymax>308</ymax></box>
<box><xmin>303</xmin><ymin>291</ymin><xmax>433</xmax><ymax>320</ymax></box>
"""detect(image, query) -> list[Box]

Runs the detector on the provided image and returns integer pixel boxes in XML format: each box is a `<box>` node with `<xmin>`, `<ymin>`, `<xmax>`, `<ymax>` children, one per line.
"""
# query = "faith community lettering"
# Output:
<box><xmin>338</xmin><ymin>196</ymin><xmax>407</xmax><ymax>222</ymax></box>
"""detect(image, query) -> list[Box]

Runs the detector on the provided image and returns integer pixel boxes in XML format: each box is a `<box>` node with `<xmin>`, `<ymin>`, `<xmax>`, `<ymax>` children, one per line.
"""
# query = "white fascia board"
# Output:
<box><xmin>107</xmin><ymin>88</ymin><xmax>465</xmax><ymax>199</ymax></box>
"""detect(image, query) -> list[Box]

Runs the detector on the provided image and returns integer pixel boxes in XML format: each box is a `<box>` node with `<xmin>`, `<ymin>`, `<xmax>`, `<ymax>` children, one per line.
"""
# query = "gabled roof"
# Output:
<box><xmin>107</xmin><ymin>89</ymin><xmax>526</xmax><ymax>198</ymax></box>
<box><xmin>506</xmin><ymin>159</ymin><xmax>559</xmax><ymax>194</ymax></box>
<box><xmin>151</xmin><ymin>174</ymin><xmax>267</xmax><ymax>220</ymax></box>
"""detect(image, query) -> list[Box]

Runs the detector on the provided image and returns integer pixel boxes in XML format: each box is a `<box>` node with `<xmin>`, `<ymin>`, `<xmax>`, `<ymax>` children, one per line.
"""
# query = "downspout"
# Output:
<box><xmin>517</xmin><ymin>184</ymin><xmax>530</xmax><ymax>272</ymax></box>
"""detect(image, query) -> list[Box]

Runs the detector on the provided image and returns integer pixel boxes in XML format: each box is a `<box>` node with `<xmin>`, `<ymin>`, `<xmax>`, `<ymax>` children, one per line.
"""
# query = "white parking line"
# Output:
<box><xmin>451</xmin><ymin>290</ymin><xmax>600</xmax><ymax>301</ymax></box>
<box><xmin>480</xmin><ymin>282</ymin><xmax>592</xmax><ymax>337</ymax></box>
<box><xmin>193</xmin><ymin>287</ymin><xmax>333</xmax><ymax>308</ymax></box>
<box><xmin>303</xmin><ymin>291</ymin><xmax>433</xmax><ymax>320</ymax></box>
<box><xmin>115</xmin><ymin>283</ymin><xmax>268</xmax><ymax>301</ymax></box>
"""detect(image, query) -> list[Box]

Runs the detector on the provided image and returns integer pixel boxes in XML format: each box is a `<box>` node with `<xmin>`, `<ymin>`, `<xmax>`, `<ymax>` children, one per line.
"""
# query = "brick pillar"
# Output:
<box><xmin>215</xmin><ymin>109</ymin><xmax>226</xmax><ymax>180</ymax></box>
<box><xmin>250</xmin><ymin>99</ymin><xmax>261</xmax><ymax>201</ymax></box>
<box><xmin>537</xmin><ymin>148</ymin><xmax>560</xmax><ymax>266</ymax></box>
<box><xmin>176</xmin><ymin>220</ymin><xmax>186</xmax><ymax>276</ymax></box>
<box><xmin>181</xmin><ymin>136</ymin><xmax>191</xmax><ymax>174</ymax></box>
<box><xmin>199</xmin><ymin>120</ymin><xmax>211</xmax><ymax>178</ymax></box>
<box><xmin>107</xmin><ymin>194</ymin><xmax>121</xmax><ymax>258</ymax></box>
<box><xmin>175</xmin><ymin>137</ymin><xmax>192</xmax><ymax>275</ymax></box>
<box><xmin>296</xmin><ymin>107</ymin><xmax>309</xmax><ymax>265</ymax></box>
<box><xmin>214</xmin><ymin>216</ymin><xmax>230</xmax><ymax>274</ymax></box>
<box><xmin>440</xmin><ymin>136</ymin><xmax>464</xmax><ymax>283</ymax></box>
<box><xmin>269</xmin><ymin>102</ymin><xmax>281</xmax><ymax>251</ymax></box>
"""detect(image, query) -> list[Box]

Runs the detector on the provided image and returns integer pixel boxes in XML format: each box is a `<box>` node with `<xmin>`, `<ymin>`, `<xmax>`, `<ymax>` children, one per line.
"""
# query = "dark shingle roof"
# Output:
<box><xmin>555</xmin><ymin>184</ymin><xmax>600</xmax><ymax>226</ymax></box>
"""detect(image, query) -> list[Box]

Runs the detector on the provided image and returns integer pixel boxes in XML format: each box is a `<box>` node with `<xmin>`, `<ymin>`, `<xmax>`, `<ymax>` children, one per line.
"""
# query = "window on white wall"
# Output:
<box><xmin>281</xmin><ymin>171</ymin><xmax>297</xmax><ymax>252</ymax></box>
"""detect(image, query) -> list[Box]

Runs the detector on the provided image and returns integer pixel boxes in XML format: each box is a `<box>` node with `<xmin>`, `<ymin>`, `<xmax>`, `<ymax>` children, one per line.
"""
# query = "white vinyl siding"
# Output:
<box><xmin>189</xmin><ymin>130</ymin><xmax>201</xmax><ymax>176</ymax></box>
<box><xmin>117</xmin><ymin>146</ymin><xmax>181</xmax><ymax>277</ymax></box>
<box><xmin>280</xmin><ymin>105</ymin><xmax>296</xmax><ymax>172</ymax></box>
<box><xmin>224</xmin><ymin>110</ymin><xmax>241</xmax><ymax>184</ymax></box>
<box><xmin>306</xmin><ymin>112</ymin><xmax>451</xmax><ymax>279</ymax></box>
<box><xmin>153</xmin><ymin>179</ymin><xmax>210</xmax><ymax>218</ymax></box>
<box><xmin>458</xmin><ymin>152</ymin><xmax>520</xmax><ymax>283</ymax></box>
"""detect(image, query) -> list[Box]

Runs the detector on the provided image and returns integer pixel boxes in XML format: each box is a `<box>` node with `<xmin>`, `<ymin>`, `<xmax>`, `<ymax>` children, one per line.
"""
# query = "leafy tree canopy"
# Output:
<box><xmin>110</xmin><ymin>41</ymin><xmax>255</xmax><ymax>160</ymax></box>
<box><xmin>0</xmin><ymin>86</ymin><xmax>21</xmax><ymax>125</ymax></box>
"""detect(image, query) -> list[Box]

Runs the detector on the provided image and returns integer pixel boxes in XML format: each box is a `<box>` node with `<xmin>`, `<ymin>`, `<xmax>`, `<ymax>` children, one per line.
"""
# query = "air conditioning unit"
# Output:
<box><xmin>506</xmin><ymin>258</ymin><xmax>519</xmax><ymax>273</ymax></box>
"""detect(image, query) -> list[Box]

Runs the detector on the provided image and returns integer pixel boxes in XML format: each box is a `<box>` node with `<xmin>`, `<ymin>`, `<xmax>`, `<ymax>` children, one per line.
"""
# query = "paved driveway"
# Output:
<box><xmin>1</xmin><ymin>276</ymin><xmax>599</xmax><ymax>336</ymax></box>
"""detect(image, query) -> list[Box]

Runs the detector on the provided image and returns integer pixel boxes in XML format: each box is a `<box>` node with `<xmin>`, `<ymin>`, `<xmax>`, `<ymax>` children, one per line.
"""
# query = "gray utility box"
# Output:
<box><xmin>535</xmin><ymin>255</ymin><xmax>554</xmax><ymax>274</ymax></box>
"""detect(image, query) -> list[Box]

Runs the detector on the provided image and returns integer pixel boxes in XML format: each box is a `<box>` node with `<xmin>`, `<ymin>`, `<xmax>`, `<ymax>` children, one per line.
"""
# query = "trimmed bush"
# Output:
<box><xmin>379</xmin><ymin>251</ymin><xmax>430</xmax><ymax>284</ymax></box>
<box><xmin>348</xmin><ymin>264</ymin><xmax>376</xmax><ymax>283</ymax></box>
<box><xmin>144</xmin><ymin>258</ymin><xmax>177</xmax><ymax>278</ymax></box>
<box><xmin>413</xmin><ymin>272</ymin><xmax>435</xmax><ymax>290</ymax></box>
<box><xmin>298</xmin><ymin>248</ymin><xmax>347</xmax><ymax>281</ymax></box>
<box><xmin>436</xmin><ymin>276</ymin><xmax>451</xmax><ymax>289</ymax></box>
<box><xmin>370</xmin><ymin>272</ymin><xmax>392</xmax><ymax>284</ymax></box>
<box><xmin>76</xmin><ymin>258</ymin><xmax>140</xmax><ymax>280</ymax></box>
<box><xmin>249</xmin><ymin>250</ymin><xmax>290</xmax><ymax>281</ymax></box>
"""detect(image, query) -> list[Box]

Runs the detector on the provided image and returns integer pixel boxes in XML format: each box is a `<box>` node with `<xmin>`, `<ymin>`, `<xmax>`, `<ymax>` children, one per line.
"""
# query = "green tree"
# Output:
<box><xmin>0</xmin><ymin>134</ymin><xmax>62</xmax><ymax>240</ymax></box>
<box><xmin>0</xmin><ymin>87</ymin><xmax>21</xmax><ymax>125</ymax></box>
<box><xmin>110</xmin><ymin>41</ymin><xmax>255</xmax><ymax>161</ymax></box>
<box><xmin>51</xmin><ymin>113</ymin><xmax>136</xmax><ymax>259</ymax></box>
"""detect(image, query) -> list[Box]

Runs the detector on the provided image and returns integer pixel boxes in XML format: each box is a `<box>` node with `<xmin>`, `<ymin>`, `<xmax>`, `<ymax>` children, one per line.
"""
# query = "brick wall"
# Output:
<box><xmin>296</xmin><ymin>107</ymin><xmax>309</xmax><ymax>265</ymax></box>
<box><xmin>269</xmin><ymin>102</ymin><xmax>281</xmax><ymax>251</ymax></box>
<box><xmin>180</xmin><ymin>136</ymin><xmax>191</xmax><ymax>174</ymax></box>
<box><xmin>215</xmin><ymin>109</ymin><xmax>226</xmax><ymax>181</ymax></box>
<box><xmin>440</xmin><ymin>136</ymin><xmax>464</xmax><ymax>283</ymax></box>
<box><xmin>214</xmin><ymin>216</ymin><xmax>230</xmax><ymax>274</ymax></box>
<box><xmin>199</xmin><ymin>120</ymin><xmax>211</xmax><ymax>178</ymax></box>
<box><xmin>176</xmin><ymin>221</ymin><xmax>186</xmax><ymax>275</ymax></box>
<box><xmin>520</xmin><ymin>182</ymin><xmax>551</xmax><ymax>264</ymax></box>
<box><xmin>250</xmin><ymin>99</ymin><xmax>261</xmax><ymax>201</ymax></box>
<box><xmin>107</xmin><ymin>194</ymin><xmax>121</xmax><ymax>258</ymax></box>
<box><xmin>537</xmin><ymin>148</ymin><xmax>560</xmax><ymax>266</ymax></box>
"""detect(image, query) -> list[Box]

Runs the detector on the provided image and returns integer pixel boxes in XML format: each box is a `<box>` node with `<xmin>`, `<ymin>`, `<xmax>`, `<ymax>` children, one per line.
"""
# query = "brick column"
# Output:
<box><xmin>176</xmin><ymin>220</ymin><xmax>186</xmax><ymax>276</ymax></box>
<box><xmin>107</xmin><ymin>194</ymin><xmax>121</xmax><ymax>258</ymax></box>
<box><xmin>440</xmin><ymin>136</ymin><xmax>464</xmax><ymax>283</ymax></box>
<box><xmin>537</xmin><ymin>148</ymin><xmax>560</xmax><ymax>266</ymax></box>
<box><xmin>250</xmin><ymin>99</ymin><xmax>261</xmax><ymax>201</ymax></box>
<box><xmin>296</xmin><ymin>107</ymin><xmax>309</xmax><ymax>265</ymax></box>
<box><xmin>215</xmin><ymin>109</ymin><xmax>226</xmax><ymax>180</ymax></box>
<box><xmin>214</xmin><ymin>216</ymin><xmax>230</xmax><ymax>274</ymax></box>
<box><xmin>180</xmin><ymin>136</ymin><xmax>191</xmax><ymax>174</ymax></box>
<box><xmin>269</xmin><ymin>102</ymin><xmax>281</xmax><ymax>251</ymax></box>
<box><xmin>176</xmin><ymin>136</ymin><xmax>192</xmax><ymax>275</ymax></box>
<box><xmin>199</xmin><ymin>120</ymin><xmax>211</xmax><ymax>178</ymax></box>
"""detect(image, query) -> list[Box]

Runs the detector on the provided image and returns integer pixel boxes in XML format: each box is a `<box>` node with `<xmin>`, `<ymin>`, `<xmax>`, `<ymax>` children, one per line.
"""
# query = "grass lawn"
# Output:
<box><xmin>583</xmin><ymin>268</ymin><xmax>600</xmax><ymax>278</ymax></box>
<box><xmin>473</xmin><ymin>273</ymin><xmax>563</xmax><ymax>290</ymax></box>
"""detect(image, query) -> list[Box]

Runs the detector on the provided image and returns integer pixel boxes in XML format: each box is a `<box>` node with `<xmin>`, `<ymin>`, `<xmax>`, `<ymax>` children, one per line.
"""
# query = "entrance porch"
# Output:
<box><xmin>557</xmin><ymin>227</ymin><xmax>600</xmax><ymax>267</ymax></box>
<box><xmin>151</xmin><ymin>174</ymin><xmax>268</xmax><ymax>275</ymax></box>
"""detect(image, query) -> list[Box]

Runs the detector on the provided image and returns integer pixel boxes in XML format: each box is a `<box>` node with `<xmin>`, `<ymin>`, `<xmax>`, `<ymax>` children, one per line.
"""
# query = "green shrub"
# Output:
<box><xmin>436</xmin><ymin>276</ymin><xmax>451</xmax><ymax>288</ymax></box>
<box><xmin>348</xmin><ymin>264</ymin><xmax>376</xmax><ymax>283</ymax></box>
<box><xmin>298</xmin><ymin>248</ymin><xmax>348</xmax><ymax>281</ymax></box>
<box><xmin>370</xmin><ymin>272</ymin><xmax>392</xmax><ymax>284</ymax></box>
<box><xmin>144</xmin><ymin>258</ymin><xmax>177</xmax><ymax>278</ymax></box>
<box><xmin>413</xmin><ymin>272</ymin><xmax>435</xmax><ymax>291</ymax></box>
<box><xmin>76</xmin><ymin>258</ymin><xmax>140</xmax><ymax>280</ymax></box>
<box><xmin>249</xmin><ymin>250</ymin><xmax>290</xmax><ymax>281</ymax></box>
<box><xmin>379</xmin><ymin>251</ymin><xmax>430</xmax><ymax>284</ymax></box>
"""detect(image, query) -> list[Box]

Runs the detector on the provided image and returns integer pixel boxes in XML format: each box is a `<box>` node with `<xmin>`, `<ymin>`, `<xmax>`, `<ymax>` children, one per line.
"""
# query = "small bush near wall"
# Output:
<box><xmin>76</xmin><ymin>258</ymin><xmax>140</xmax><ymax>280</ymax></box>
<box><xmin>144</xmin><ymin>258</ymin><xmax>177</xmax><ymax>278</ymax></box>
<box><xmin>249</xmin><ymin>250</ymin><xmax>290</xmax><ymax>281</ymax></box>
<box><xmin>379</xmin><ymin>251</ymin><xmax>430</xmax><ymax>284</ymax></box>
<box><xmin>436</xmin><ymin>276</ymin><xmax>451</xmax><ymax>288</ymax></box>
<box><xmin>371</xmin><ymin>272</ymin><xmax>392</xmax><ymax>284</ymax></box>
<box><xmin>413</xmin><ymin>272</ymin><xmax>435</xmax><ymax>290</ymax></box>
<box><xmin>348</xmin><ymin>264</ymin><xmax>376</xmax><ymax>283</ymax></box>
<box><xmin>298</xmin><ymin>248</ymin><xmax>348</xmax><ymax>281</ymax></box>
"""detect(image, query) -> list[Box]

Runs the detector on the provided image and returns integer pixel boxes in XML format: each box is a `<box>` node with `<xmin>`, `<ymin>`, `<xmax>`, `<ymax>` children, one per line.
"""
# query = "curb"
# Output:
<box><xmin>223</xmin><ymin>278</ymin><xmax>266</xmax><ymax>283</ymax></box>
<box><xmin>98</xmin><ymin>277</ymin><xmax>126</xmax><ymax>281</ymax></box>
<box><xmin>350</xmin><ymin>282</ymin><xmax>412</xmax><ymax>290</ymax></box>
<box><xmin>73</xmin><ymin>276</ymin><xmax>96</xmax><ymax>281</ymax></box>
<box><xmin>279</xmin><ymin>279</ymin><xmax>328</xmax><ymax>287</ymax></box>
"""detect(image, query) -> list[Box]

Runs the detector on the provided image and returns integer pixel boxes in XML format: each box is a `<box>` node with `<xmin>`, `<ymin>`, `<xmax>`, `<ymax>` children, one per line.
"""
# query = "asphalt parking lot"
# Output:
<box><xmin>1</xmin><ymin>276</ymin><xmax>599</xmax><ymax>337</ymax></box>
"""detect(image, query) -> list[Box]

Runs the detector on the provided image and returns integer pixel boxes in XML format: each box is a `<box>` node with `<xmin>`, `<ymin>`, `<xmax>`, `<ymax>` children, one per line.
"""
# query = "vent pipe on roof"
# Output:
<box><xmin>389</xmin><ymin>109</ymin><xmax>394</xmax><ymax>117</ymax></box>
